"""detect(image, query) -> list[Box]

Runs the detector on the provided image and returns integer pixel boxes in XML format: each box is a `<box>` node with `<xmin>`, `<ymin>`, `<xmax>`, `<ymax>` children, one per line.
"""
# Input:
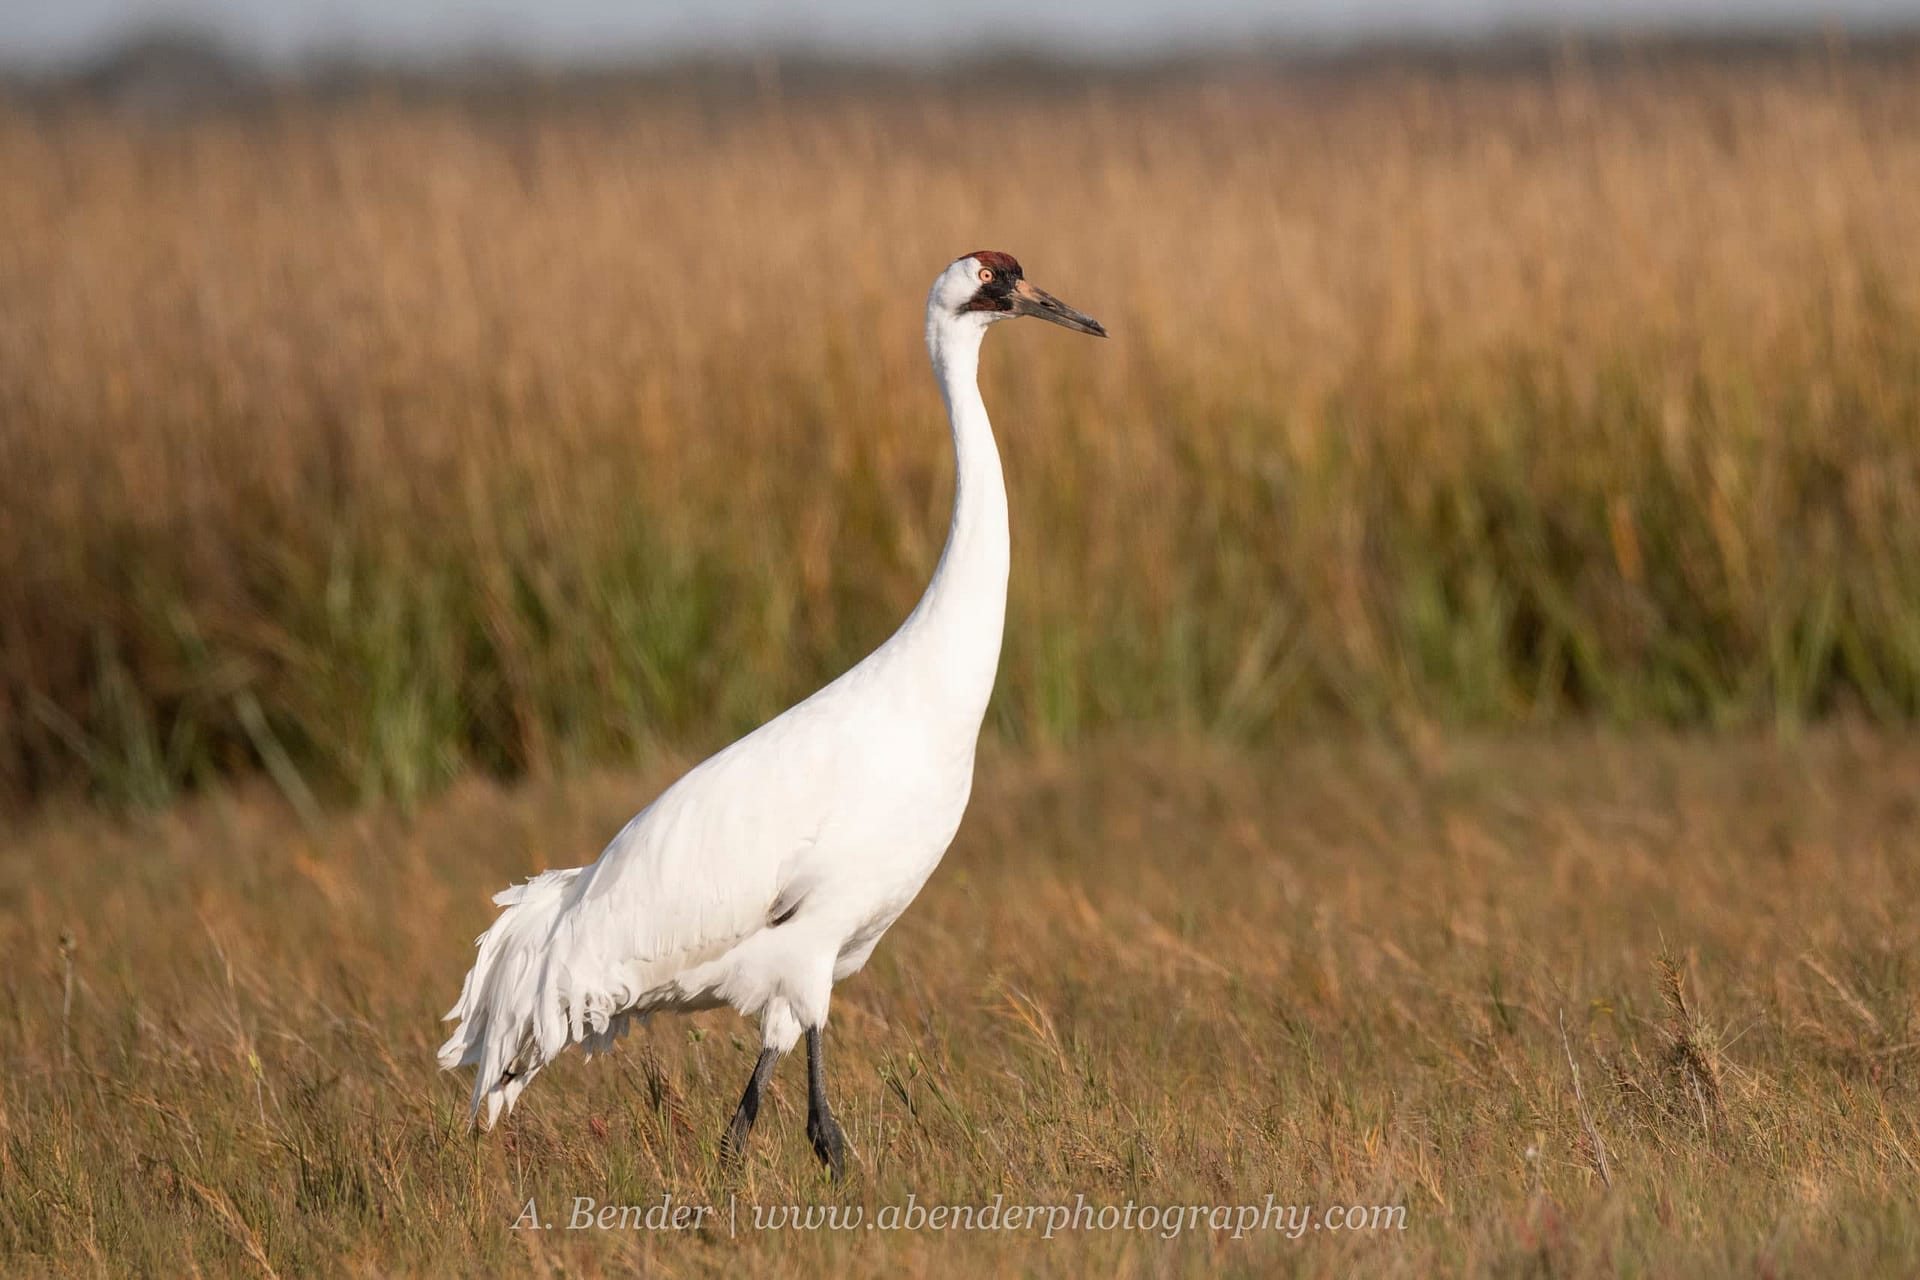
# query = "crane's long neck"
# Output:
<box><xmin>896</xmin><ymin>311</ymin><xmax>1009</xmax><ymax>722</ymax></box>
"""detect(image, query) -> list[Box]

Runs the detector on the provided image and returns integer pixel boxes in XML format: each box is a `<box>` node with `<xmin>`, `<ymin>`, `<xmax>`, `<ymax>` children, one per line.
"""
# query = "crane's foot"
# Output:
<box><xmin>719</xmin><ymin>1047</ymin><xmax>779</xmax><ymax>1170</ymax></box>
<box><xmin>807</xmin><ymin>1107</ymin><xmax>847</xmax><ymax>1180</ymax></box>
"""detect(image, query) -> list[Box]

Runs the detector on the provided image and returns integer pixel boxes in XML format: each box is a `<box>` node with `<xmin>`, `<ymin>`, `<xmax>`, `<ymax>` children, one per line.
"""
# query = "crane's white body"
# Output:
<box><xmin>439</xmin><ymin>260</ymin><xmax>1010</xmax><ymax>1127</ymax></box>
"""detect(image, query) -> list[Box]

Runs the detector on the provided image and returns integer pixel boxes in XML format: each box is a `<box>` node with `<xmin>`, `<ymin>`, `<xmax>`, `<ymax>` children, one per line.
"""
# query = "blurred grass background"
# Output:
<box><xmin>4</xmin><ymin>45</ymin><xmax>1920</xmax><ymax>812</ymax></box>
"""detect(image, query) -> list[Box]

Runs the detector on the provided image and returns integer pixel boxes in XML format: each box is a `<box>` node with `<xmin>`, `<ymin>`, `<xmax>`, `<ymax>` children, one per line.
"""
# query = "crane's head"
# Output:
<box><xmin>932</xmin><ymin>252</ymin><xmax>1106</xmax><ymax>338</ymax></box>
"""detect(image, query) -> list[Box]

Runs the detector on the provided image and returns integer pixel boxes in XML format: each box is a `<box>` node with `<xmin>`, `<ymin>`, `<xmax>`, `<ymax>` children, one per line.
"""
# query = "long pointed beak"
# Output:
<box><xmin>1011</xmin><ymin>278</ymin><xmax>1107</xmax><ymax>337</ymax></box>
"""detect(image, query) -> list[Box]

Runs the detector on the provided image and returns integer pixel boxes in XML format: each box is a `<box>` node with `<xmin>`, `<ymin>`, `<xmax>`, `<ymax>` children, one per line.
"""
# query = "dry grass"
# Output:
<box><xmin>3</xmin><ymin>730</ymin><xmax>1918</xmax><ymax>1275</ymax></box>
<box><xmin>6</xmin><ymin>52</ymin><xmax>1920</xmax><ymax>1272</ymax></box>
<box><xmin>6</xmin><ymin>52</ymin><xmax>1920</xmax><ymax>809</ymax></box>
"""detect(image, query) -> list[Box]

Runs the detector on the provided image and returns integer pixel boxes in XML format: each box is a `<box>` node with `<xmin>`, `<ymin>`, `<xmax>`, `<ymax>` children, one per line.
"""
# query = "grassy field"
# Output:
<box><xmin>4</xmin><ymin>730</ymin><xmax>1918</xmax><ymax>1275</ymax></box>
<box><xmin>5</xmin><ymin>45</ymin><xmax>1920</xmax><ymax>1277</ymax></box>
<box><xmin>5</xmin><ymin>50</ymin><xmax>1920</xmax><ymax>810</ymax></box>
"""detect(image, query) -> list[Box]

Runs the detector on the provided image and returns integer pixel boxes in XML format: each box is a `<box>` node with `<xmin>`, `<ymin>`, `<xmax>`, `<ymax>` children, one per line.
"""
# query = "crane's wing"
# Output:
<box><xmin>533</xmin><ymin>696</ymin><xmax>853</xmax><ymax>1043</ymax></box>
<box><xmin>440</xmin><ymin>677</ymin><xmax>863</xmax><ymax>1125</ymax></box>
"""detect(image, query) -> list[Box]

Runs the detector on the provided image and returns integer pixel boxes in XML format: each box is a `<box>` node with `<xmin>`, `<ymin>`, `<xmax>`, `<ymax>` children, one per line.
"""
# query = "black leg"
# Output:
<box><xmin>805</xmin><ymin>1025</ymin><xmax>848</xmax><ymax>1180</ymax></box>
<box><xmin>719</xmin><ymin>1047</ymin><xmax>780</xmax><ymax>1168</ymax></box>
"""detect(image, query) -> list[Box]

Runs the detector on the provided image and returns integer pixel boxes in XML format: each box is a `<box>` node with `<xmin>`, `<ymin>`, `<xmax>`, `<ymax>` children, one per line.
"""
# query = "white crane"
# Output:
<box><xmin>438</xmin><ymin>252</ymin><xmax>1105</xmax><ymax>1176</ymax></box>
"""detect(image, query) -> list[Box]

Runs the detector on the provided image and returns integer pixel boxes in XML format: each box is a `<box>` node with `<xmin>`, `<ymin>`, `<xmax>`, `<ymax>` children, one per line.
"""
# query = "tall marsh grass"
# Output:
<box><xmin>4</xmin><ymin>51</ymin><xmax>1920</xmax><ymax>807</ymax></box>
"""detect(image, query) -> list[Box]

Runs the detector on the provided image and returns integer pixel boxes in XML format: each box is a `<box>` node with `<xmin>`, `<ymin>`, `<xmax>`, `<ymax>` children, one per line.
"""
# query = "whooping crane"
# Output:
<box><xmin>438</xmin><ymin>252</ymin><xmax>1105</xmax><ymax>1176</ymax></box>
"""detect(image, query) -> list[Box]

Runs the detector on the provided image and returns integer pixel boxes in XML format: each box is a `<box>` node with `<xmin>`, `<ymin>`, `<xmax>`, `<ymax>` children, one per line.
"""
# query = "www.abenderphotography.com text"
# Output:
<box><xmin>512</xmin><ymin>1193</ymin><xmax>1409</xmax><ymax>1241</ymax></box>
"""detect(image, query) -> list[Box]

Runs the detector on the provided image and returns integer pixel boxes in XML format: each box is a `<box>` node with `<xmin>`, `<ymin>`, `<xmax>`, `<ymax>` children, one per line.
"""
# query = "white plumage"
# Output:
<box><xmin>438</xmin><ymin>252</ymin><xmax>1104</xmax><ymax>1165</ymax></box>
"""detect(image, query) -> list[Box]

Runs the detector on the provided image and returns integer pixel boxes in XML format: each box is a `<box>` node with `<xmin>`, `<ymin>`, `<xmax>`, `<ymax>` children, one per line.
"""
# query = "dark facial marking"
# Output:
<box><xmin>959</xmin><ymin>250</ymin><xmax>1024</xmax><ymax>313</ymax></box>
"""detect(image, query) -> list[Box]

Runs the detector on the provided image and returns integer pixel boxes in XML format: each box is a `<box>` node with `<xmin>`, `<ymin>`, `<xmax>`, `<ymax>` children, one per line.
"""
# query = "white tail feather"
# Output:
<box><xmin>437</xmin><ymin>868</ymin><xmax>583</xmax><ymax>1128</ymax></box>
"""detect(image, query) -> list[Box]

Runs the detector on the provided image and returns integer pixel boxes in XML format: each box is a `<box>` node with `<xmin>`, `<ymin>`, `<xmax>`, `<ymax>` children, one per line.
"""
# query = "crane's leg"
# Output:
<box><xmin>719</xmin><ymin>1047</ymin><xmax>780</xmax><ymax>1168</ymax></box>
<box><xmin>805</xmin><ymin>1025</ymin><xmax>847</xmax><ymax>1179</ymax></box>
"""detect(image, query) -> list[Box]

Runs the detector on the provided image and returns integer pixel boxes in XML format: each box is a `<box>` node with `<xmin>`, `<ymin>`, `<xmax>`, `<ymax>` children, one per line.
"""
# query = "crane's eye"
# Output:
<box><xmin>978</xmin><ymin>267</ymin><xmax>994</xmax><ymax>283</ymax></box>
